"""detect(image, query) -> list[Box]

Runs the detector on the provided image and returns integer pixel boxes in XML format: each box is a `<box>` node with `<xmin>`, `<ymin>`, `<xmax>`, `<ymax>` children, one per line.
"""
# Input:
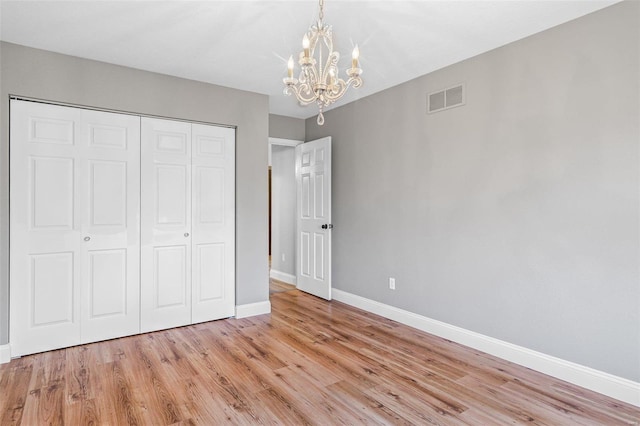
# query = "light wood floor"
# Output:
<box><xmin>1</xmin><ymin>288</ymin><xmax>638</xmax><ymax>425</ymax></box>
<box><xmin>269</xmin><ymin>278</ymin><xmax>296</xmax><ymax>294</ymax></box>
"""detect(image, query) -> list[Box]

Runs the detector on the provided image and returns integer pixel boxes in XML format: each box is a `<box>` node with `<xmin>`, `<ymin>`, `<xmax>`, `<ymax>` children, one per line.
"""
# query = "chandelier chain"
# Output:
<box><xmin>319</xmin><ymin>0</ymin><xmax>324</xmax><ymax>21</ymax></box>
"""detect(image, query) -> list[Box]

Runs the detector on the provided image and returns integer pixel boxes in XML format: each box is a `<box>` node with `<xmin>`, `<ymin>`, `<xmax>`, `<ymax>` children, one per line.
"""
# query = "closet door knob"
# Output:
<box><xmin>184</xmin><ymin>233</ymin><xmax>190</xmax><ymax>237</ymax></box>
<box><xmin>84</xmin><ymin>236</ymin><xmax>91</xmax><ymax>241</ymax></box>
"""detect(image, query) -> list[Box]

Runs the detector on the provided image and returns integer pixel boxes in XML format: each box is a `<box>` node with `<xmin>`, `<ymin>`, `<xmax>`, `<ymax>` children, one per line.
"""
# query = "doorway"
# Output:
<box><xmin>268</xmin><ymin>138</ymin><xmax>302</xmax><ymax>294</ymax></box>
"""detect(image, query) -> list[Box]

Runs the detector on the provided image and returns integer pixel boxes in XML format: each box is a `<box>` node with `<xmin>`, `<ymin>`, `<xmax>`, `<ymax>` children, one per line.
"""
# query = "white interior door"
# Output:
<box><xmin>141</xmin><ymin>118</ymin><xmax>192</xmax><ymax>332</ymax></box>
<box><xmin>10</xmin><ymin>101</ymin><xmax>83</xmax><ymax>356</ymax></box>
<box><xmin>295</xmin><ymin>137</ymin><xmax>332</xmax><ymax>300</ymax></box>
<box><xmin>191</xmin><ymin>124</ymin><xmax>235</xmax><ymax>323</ymax></box>
<box><xmin>10</xmin><ymin>100</ymin><xmax>141</xmax><ymax>356</ymax></box>
<box><xmin>79</xmin><ymin>109</ymin><xmax>141</xmax><ymax>343</ymax></box>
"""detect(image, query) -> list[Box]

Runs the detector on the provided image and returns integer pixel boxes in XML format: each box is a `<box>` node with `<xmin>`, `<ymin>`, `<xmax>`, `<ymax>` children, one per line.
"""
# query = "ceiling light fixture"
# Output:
<box><xmin>283</xmin><ymin>0</ymin><xmax>363</xmax><ymax>125</ymax></box>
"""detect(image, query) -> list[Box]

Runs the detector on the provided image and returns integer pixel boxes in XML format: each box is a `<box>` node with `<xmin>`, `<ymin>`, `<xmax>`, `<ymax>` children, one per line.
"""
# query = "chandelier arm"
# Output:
<box><xmin>321</xmin><ymin>76</ymin><xmax>363</xmax><ymax>105</ymax></box>
<box><xmin>324</xmin><ymin>78</ymin><xmax>347</xmax><ymax>101</ymax></box>
<box><xmin>285</xmin><ymin>84</ymin><xmax>319</xmax><ymax>105</ymax></box>
<box><xmin>347</xmin><ymin>75</ymin><xmax>363</xmax><ymax>89</ymax></box>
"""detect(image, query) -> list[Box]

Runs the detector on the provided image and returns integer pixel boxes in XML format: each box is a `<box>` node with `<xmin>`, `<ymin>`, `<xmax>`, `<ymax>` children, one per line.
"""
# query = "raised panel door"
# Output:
<box><xmin>79</xmin><ymin>109</ymin><xmax>140</xmax><ymax>342</ymax></box>
<box><xmin>296</xmin><ymin>137</ymin><xmax>332</xmax><ymax>300</ymax></box>
<box><xmin>141</xmin><ymin>117</ymin><xmax>192</xmax><ymax>332</ymax></box>
<box><xmin>10</xmin><ymin>101</ymin><xmax>83</xmax><ymax>356</ymax></box>
<box><xmin>191</xmin><ymin>124</ymin><xmax>235</xmax><ymax>323</ymax></box>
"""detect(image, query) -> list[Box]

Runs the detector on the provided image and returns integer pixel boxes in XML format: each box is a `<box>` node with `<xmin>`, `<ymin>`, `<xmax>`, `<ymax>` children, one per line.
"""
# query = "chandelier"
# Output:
<box><xmin>283</xmin><ymin>0</ymin><xmax>363</xmax><ymax>125</ymax></box>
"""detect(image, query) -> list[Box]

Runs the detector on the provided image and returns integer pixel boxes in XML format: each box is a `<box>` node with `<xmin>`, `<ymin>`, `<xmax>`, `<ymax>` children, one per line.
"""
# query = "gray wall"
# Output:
<box><xmin>271</xmin><ymin>146</ymin><xmax>296</xmax><ymax>276</ymax></box>
<box><xmin>0</xmin><ymin>42</ymin><xmax>270</xmax><ymax>345</ymax></box>
<box><xmin>306</xmin><ymin>1</ymin><xmax>639</xmax><ymax>381</ymax></box>
<box><xmin>269</xmin><ymin>114</ymin><xmax>305</xmax><ymax>140</ymax></box>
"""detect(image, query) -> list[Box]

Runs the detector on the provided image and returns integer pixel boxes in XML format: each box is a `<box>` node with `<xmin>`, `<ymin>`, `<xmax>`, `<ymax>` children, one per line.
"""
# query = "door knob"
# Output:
<box><xmin>84</xmin><ymin>236</ymin><xmax>91</xmax><ymax>241</ymax></box>
<box><xmin>321</xmin><ymin>224</ymin><xmax>333</xmax><ymax>229</ymax></box>
<box><xmin>184</xmin><ymin>232</ymin><xmax>190</xmax><ymax>237</ymax></box>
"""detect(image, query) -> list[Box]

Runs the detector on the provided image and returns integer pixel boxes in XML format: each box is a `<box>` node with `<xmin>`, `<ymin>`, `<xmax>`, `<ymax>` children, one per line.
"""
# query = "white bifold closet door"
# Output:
<box><xmin>10</xmin><ymin>100</ymin><xmax>141</xmax><ymax>357</ymax></box>
<box><xmin>141</xmin><ymin>117</ymin><xmax>235</xmax><ymax>333</ymax></box>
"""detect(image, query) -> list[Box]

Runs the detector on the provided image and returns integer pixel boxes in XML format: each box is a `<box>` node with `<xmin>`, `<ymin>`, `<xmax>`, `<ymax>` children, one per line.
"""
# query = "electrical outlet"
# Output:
<box><xmin>282</xmin><ymin>253</ymin><xmax>286</xmax><ymax>262</ymax></box>
<box><xmin>389</xmin><ymin>277</ymin><xmax>396</xmax><ymax>290</ymax></box>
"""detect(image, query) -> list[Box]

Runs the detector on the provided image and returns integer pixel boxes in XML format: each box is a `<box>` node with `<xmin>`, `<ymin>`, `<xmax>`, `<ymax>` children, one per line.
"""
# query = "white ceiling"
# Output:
<box><xmin>0</xmin><ymin>0</ymin><xmax>619</xmax><ymax>119</ymax></box>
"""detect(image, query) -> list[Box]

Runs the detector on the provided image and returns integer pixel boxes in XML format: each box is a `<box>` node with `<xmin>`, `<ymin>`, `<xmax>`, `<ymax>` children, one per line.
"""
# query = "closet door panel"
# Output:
<box><xmin>87</xmin><ymin>249</ymin><xmax>127</xmax><ymax>317</ymax></box>
<box><xmin>10</xmin><ymin>101</ymin><xmax>83</xmax><ymax>356</ymax></box>
<box><xmin>80</xmin><ymin>109</ymin><xmax>140</xmax><ymax>342</ymax></box>
<box><xmin>191</xmin><ymin>124</ymin><xmax>235</xmax><ymax>323</ymax></box>
<box><xmin>30</xmin><ymin>156</ymin><xmax>75</xmax><ymax>229</ymax></box>
<box><xmin>89</xmin><ymin>160</ymin><xmax>127</xmax><ymax>226</ymax></box>
<box><xmin>156</xmin><ymin>164</ymin><xmax>189</xmax><ymax>226</ymax></box>
<box><xmin>141</xmin><ymin>118</ymin><xmax>192</xmax><ymax>332</ymax></box>
<box><xmin>30</xmin><ymin>252</ymin><xmax>75</xmax><ymax>326</ymax></box>
<box><xmin>195</xmin><ymin>243</ymin><xmax>224</xmax><ymax>299</ymax></box>
<box><xmin>154</xmin><ymin>245</ymin><xmax>189</xmax><ymax>307</ymax></box>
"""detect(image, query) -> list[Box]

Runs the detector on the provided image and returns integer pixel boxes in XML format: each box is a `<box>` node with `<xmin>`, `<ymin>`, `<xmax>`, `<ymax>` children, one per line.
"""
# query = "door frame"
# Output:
<box><xmin>268</xmin><ymin>137</ymin><xmax>302</xmax><ymax>287</ymax></box>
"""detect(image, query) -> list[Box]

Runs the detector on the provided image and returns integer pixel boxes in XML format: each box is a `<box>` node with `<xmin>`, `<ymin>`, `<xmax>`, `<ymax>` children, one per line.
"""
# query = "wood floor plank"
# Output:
<box><xmin>65</xmin><ymin>345</ymin><xmax>101</xmax><ymax>405</ymax></box>
<box><xmin>178</xmin><ymin>375</ymin><xmax>257</xmax><ymax>425</ymax></box>
<box><xmin>270</xmin><ymin>365</ymin><xmax>371</xmax><ymax>425</ymax></box>
<box><xmin>251</xmin><ymin>386</ymin><xmax>314</xmax><ymax>425</ymax></box>
<box><xmin>366</xmin><ymin>383</ymin><xmax>469</xmax><ymax>426</ymax></box>
<box><xmin>269</xmin><ymin>279</ymin><xmax>296</xmax><ymax>294</ymax></box>
<box><xmin>0</xmin><ymin>364</ymin><xmax>32</xmax><ymax>425</ymax></box>
<box><xmin>65</xmin><ymin>397</ymin><xmax>100</xmax><ymax>426</ymax></box>
<box><xmin>105</xmin><ymin>360</ymin><xmax>145</xmax><ymax>426</ymax></box>
<box><xmin>272</xmin><ymin>325</ymin><xmax>384</xmax><ymax>389</ymax></box>
<box><xmin>1</xmin><ymin>288</ymin><xmax>639</xmax><ymax>425</ymax></box>
<box><xmin>327</xmin><ymin>379</ymin><xmax>412</xmax><ymax>425</ymax></box>
<box><xmin>38</xmin><ymin>381</ymin><xmax>65</xmax><ymax>425</ymax></box>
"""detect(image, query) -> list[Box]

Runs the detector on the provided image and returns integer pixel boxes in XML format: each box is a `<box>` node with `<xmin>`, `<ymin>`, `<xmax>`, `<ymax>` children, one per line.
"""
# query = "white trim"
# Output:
<box><xmin>235</xmin><ymin>300</ymin><xmax>271</xmax><ymax>319</ymax></box>
<box><xmin>269</xmin><ymin>137</ymin><xmax>303</xmax><ymax>166</ymax></box>
<box><xmin>270</xmin><ymin>269</ymin><xmax>297</xmax><ymax>285</ymax></box>
<box><xmin>269</xmin><ymin>137</ymin><xmax>304</xmax><ymax>147</ymax></box>
<box><xmin>333</xmin><ymin>289</ymin><xmax>640</xmax><ymax>408</ymax></box>
<box><xmin>0</xmin><ymin>344</ymin><xmax>10</xmax><ymax>364</ymax></box>
<box><xmin>9</xmin><ymin>95</ymin><xmax>236</xmax><ymax>129</ymax></box>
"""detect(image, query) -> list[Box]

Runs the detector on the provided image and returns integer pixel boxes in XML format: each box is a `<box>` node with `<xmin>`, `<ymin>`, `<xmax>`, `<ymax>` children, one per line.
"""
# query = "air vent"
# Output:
<box><xmin>427</xmin><ymin>83</ymin><xmax>465</xmax><ymax>114</ymax></box>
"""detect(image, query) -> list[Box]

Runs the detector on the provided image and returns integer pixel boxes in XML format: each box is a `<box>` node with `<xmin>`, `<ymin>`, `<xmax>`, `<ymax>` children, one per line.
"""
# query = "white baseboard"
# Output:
<box><xmin>270</xmin><ymin>269</ymin><xmax>296</xmax><ymax>285</ymax></box>
<box><xmin>235</xmin><ymin>300</ymin><xmax>271</xmax><ymax>319</ymax></box>
<box><xmin>332</xmin><ymin>289</ymin><xmax>640</xmax><ymax>408</ymax></box>
<box><xmin>0</xmin><ymin>344</ymin><xmax>10</xmax><ymax>364</ymax></box>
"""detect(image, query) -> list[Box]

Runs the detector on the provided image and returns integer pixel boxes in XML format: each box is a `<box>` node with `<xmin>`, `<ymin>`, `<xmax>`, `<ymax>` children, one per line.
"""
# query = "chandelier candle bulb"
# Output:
<box><xmin>352</xmin><ymin>45</ymin><xmax>359</xmax><ymax>68</ymax></box>
<box><xmin>303</xmin><ymin>34</ymin><xmax>310</xmax><ymax>58</ymax></box>
<box><xmin>287</xmin><ymin>56</ymin><xmax>294</xmax><ymax>78</ymax></box>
